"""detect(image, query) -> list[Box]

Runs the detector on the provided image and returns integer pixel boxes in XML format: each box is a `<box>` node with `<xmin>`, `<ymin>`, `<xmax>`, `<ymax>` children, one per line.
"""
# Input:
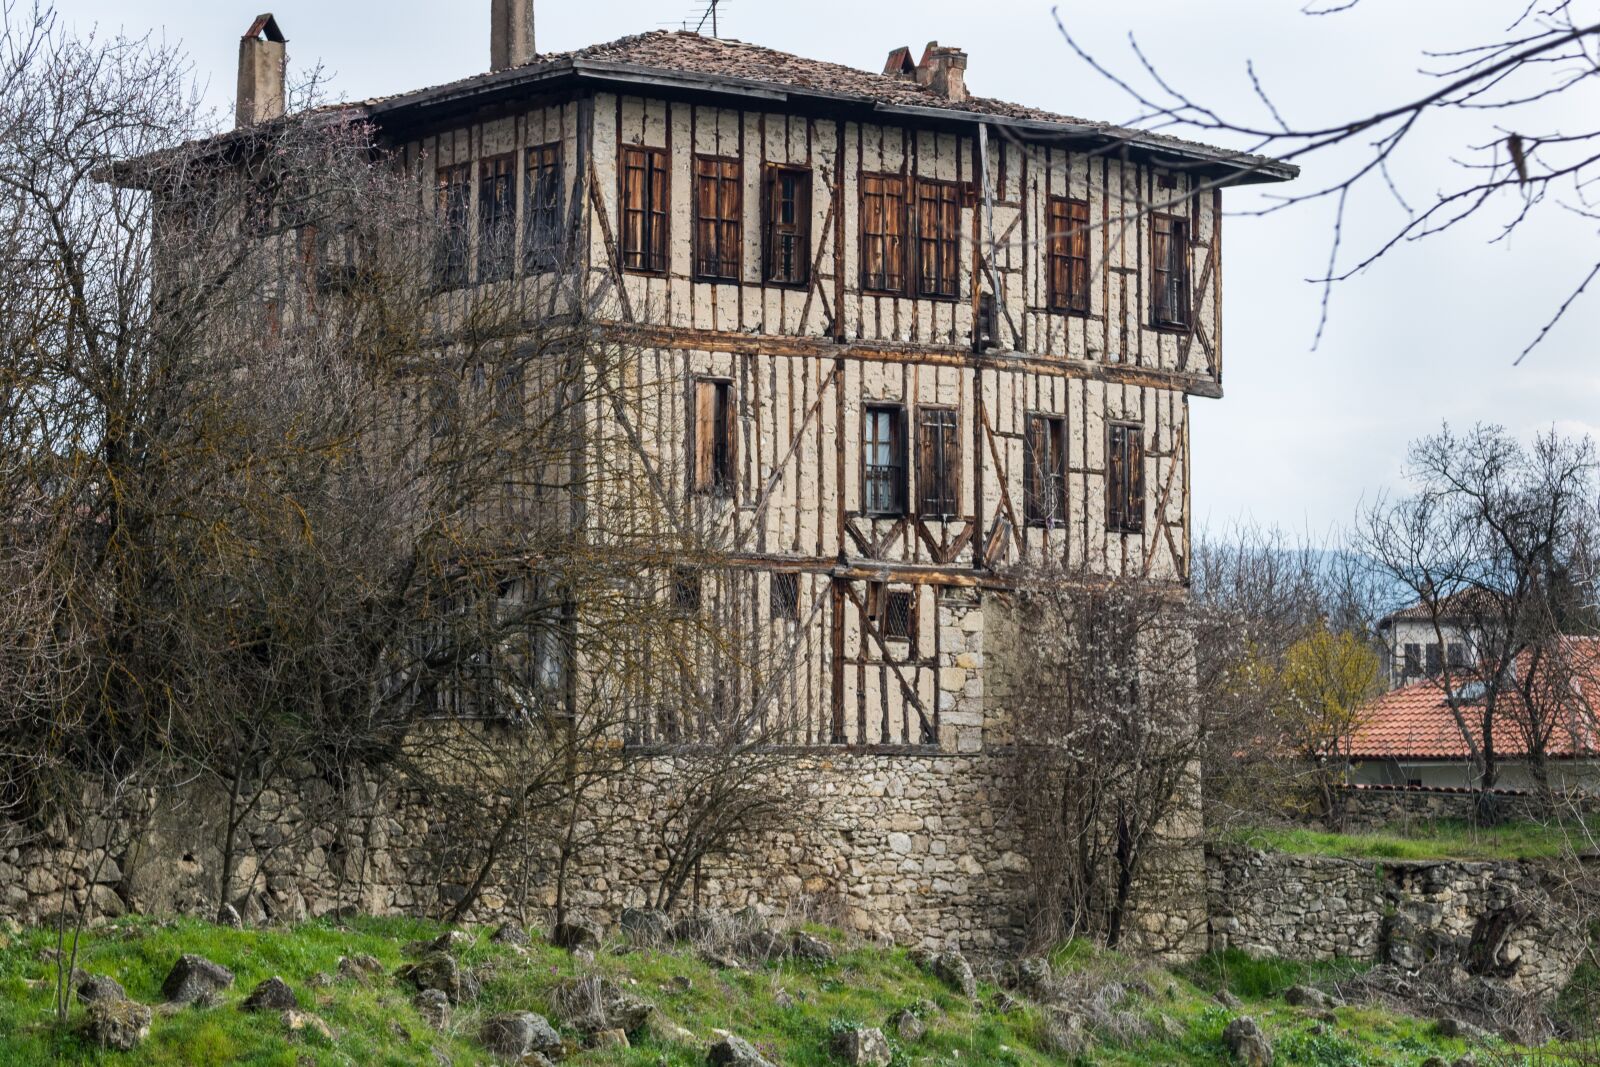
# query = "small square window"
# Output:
<box><xmin>869</xmin><ymin>583</ymin><xmax>916</xmax><ymax>643</ymax></box>
<box><xmin>673</xmin><ymin>568</ymin><xmax>701</xmax><ymax>613</ymax></box>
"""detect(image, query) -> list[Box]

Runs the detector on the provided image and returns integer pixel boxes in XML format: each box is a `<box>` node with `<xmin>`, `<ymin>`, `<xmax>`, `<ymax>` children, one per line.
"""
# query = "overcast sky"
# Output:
<box><xmin>52</xmin><ymin>1</ymin><xmax>1600</xmax><ymax>542</ymax></box>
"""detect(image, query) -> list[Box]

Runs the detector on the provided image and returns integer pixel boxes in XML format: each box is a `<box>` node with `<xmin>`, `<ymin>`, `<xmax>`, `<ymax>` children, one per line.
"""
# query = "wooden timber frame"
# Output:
<box><xmin>358</xmin><ymin>49</ymin><xmax>1288</xmax><ymax>752</ymax></box>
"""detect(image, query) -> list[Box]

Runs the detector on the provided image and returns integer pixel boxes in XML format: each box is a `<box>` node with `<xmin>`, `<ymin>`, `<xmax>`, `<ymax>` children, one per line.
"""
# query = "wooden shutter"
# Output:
<box><xmin>861</xmin><ymin>174</ymin><xmax>906</xmax><ymax>293</ymax></box>
<box><xmin>917</xmin><ymin>408</ymin><xmax>959</xmax><ymax>517</ymax></box>
<box><xmin>1025</xmin><ymin>416</ymin><xmax>1044</xmax><ymax>523</ymax></box>
<box><xmin>622</xmin><ymin>146</ymin><xmax>668</xmax><ymax>273</ymax></box>
<box><xmin>693</xmin><ymin>380</ymin><xmax>717</xmax><ymax>492</ymax></box>
<box><xmin>1152</xmin><ymin>214</ymin><xmax>1189</xmax><ymax>326</ymax></box>
<box><xmin>1107</xmin><ymin>423</ymin><xmax>1144</xmax><ymax>533</ymax></box>
<box><xmin>916</xmin><ymin>180</ymin><xmax>960</xmax><ymax>298</ymax></box>
<box><xmin>694</xmin><ymin>157</ymin><xmax>741</xmax><ymax>280</ymax></box>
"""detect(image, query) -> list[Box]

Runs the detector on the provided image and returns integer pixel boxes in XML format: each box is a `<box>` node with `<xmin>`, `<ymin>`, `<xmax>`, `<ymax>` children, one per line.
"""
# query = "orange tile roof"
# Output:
<box><xmin>1347</xmin><ymin>637</ymin><xmax>1600</xmax><ymax>761</ymax></box>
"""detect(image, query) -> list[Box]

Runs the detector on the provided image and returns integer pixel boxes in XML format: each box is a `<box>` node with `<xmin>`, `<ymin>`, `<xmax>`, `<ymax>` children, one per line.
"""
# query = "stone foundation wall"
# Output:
<box><xmin>1206</xmin><ymin>846</ymin><xmax>1585</xmax><ymax>1000</ymax></box>
<box><xmin>1339</xmin><ymin>785</ymin><xmax>1599</xmax><ymax>831</ymax></box>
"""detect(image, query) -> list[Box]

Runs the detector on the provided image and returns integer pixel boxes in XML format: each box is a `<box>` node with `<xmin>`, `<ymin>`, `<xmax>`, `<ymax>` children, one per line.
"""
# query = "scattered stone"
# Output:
<box><xmin>216</xmin><ymin>904</ymin><xmax>242</xmax><ymax>929</ymax></box>
<box><xmin>1435</xmin><ymin>1017</ymin><xmax>1490</xmax><ymax>1042</ymax></box>
<box><xmin>282</xmin><ymin>1009</ymin><xmax>333</xmax><ymax>1040</ymax></box>
<box><xmin>590</xmin><ymin>1028</ymin><xmax>629</xmax><ymax>1049</ymax></box>
<box><xmin>772</xmin><ymin>987</ymin><xmax>795</xmax><ymax>1009</ymax></box>
<box><xmin>550</xmin><ymin>975</ymin><xmax>653</xmax><ymax>1033</ymax></box>
<box><xmin>731</xmin><ymin>927</ymin><xmax>788</xmax><ymax>962</ymax></box>
<box><xmin>551</xmin><ymin>921</ymin><xmax>601</xmax><ymax>955</ymax></box>
<box><xmin>669</xmin><ymin>975</ymin><xmax>693</xmax><ymax>994</ymax></box>
<box><xmin>337</xmin><ymin>954</ymin><xmax>384</xmax><ymax>983</ymax></box>
<box><xmin>414</xmin><ymin>989</ymin><xmax>451</xmax><ymax>1030</ymax></box>
<box><xmin>788</xmin><ymin>931</ymin><xmax>834</xmax><ymax>963</ymax></box>
<box><xmin>1223</xmin><ymin>1016</ymin><xmax>1274</xmax><ymax>1067</ymax></box>
<box><xmin>929</xmin><ymin>950</ymin><xmax>977</xmax><ymax>999</ymax></box>
<box><xmin>644</xmin><ymin>1013</ymin><xmax>698</xmax><ymax>1045</ymax></box>
<box><xmin>76</xmin><ymin>973</ymin><xmax>128</xmax><ymax>1006</ymax></box>
<box><xmin>307</xmin><ymin>971</ymin><xmax>334</xmax><ymax>989</ymax></box>
<box><xmin>242</xmin><ymin>977</ymin><xmax>300</xmax><ymax>1013</ymax></box>
<box><xmin>832</xmin><ymin>1025</ymin><xmax>892</xmax><ymax>1066</ymax></box>
<box><xmin>479</xmin><ymin>1012</ymin><xmax>563</xmax><ymax>1059</ymax></box>
<box><xmin>1012</xmin><ymin>957</ymin><xmax>1052</xmax><ymax>998</ymax></box>
<box><xmin>1421</xmin><ymin>1058</ymin><xmax>1449</xmax><ymax>1067</ymax></box>
<box><xmin>1038</xmin><ymin>1008</ymin><xmax>1089</xmax><ymax>1057</ymax></box>
<box><xmin>520</xmin><ymin>1055</ymin><xmax>556</xmax><ymax>1067</ymax></box>
<box><xmin>397</xmin><ymin>953</ymin><xmax>467</xmax><ymax>1004</ymax></box>
<box><xmin>707</xmin><ymin>1031</ymin><xmax>777</xmax><ymax>1067</ymax></box>
<box><xmin>1285</xmin><ymin>985</ymin><xmax>1339</xmax><ymax>1011</ymax></box>
<box><xmin>619</xmin><ymin>908</ymin><xmax>671</xmax><ymax>947</ymax></box>
<box><xmin>889</xmin><ymin>1008</ymin><xmax>925</xmax><ymax>1042</ymax></box>
<box><xmin>160</xmin><ymin>954</ymin><xmax>235</xmax><ymax>1006</ymax></box>
<box><xmin>84</xmin><ymin>998</ymin><xmax>153</xmax><ymax>1051</ymax></box>
<box><xmin>1215</xmin><ymin>989</ymin><xmax>1243</xmax><ymax>1010</ymax></box>
<box><xmin>671</xmin><ymin>912</ymin><xmax>733</xmax><ymax>945</ymax></box>
<box><xmin>991</xmin><ymin>992</ymin><xmax>1021</xmax><ymax>1014</ymax></box>
<box><xmin>699</xmin><ymin>949</ymin><xmax>744</xmax><ymax>971</ymax></box>
<box><xmin>429</xmin><ymin>930</ymin><xmax>474</xmax><ymax>953</ymax></box>
<box><xmin>1452</xmin><ymin>1057</ymin><xmax>1479</xmax><ymax>1067</ymax></box>
<box><xmin>489</xmin><ymin>923</ymin><xmax>531</xmax><ymax>947</ymax></box>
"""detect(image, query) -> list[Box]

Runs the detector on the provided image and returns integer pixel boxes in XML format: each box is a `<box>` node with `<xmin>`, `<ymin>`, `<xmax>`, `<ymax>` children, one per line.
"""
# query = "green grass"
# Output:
<box><xmin>0</xmin><ymin>916</ymin><xmax>1577</xmax><ymax>1065</ymax></box>
<box><xmin>1228</xmin><ymin>817</ymin><xmax>1600</xmax><ymax>862</ymax></box>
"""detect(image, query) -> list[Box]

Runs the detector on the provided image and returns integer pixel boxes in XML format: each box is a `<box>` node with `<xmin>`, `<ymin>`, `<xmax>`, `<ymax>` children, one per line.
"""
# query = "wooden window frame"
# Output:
<box><xmin>762</xmin><ymin>164</ymin><xmax>811</xmax><ymax>288</ymax></box>
<box><xmin>434</xmin><ymin>163</ymin><xmax>472</xmax><ymax>289</ymax></box>
<box><xmin>691</xmin><ymin>378</ymin><xmax>736</xmax><ymax>497</ymax></box>
<box><xmin>868</xmin><ymin>582</ymin><xmax>917</xmax><ymax>644</ymax></box>
<box><xmin>620</xmin><ymin>145</ymin><xmax>669</xmax><ymax>275</ymax></box>
<box><xmin>916</xmin><ymin>406</ymin><xmax>961</xmax><ymax>519</ymax></box>
<box><xmin>524</xmin><ymin>142</ymin><xmax>565</xmax><ymax>273</ymax></box>
<box><xmin>860</xmin><ymin>173</ymin><xmax>907</xmax><ymax>295</ymax></box>
<box><xmin>1047</xmin><ymin>196</ymin><xmax>1091</xmax><ymax>314</ymax></box>
<box><xmin>1105</xmin><ymin>421</ymin><xmax>1145</xmax><ymax>534</ymax></box>
<box><xmin>914</xmin><ymin>177</ymin><xmax>962</xmax><ymax>300</ymax></box>
<box><xmin>1024</xmin><ymin>414</ymin><xmax>1068</xmax><ymax>526</ymax></box>
<box><xmin>862</xmin><ymin>403</ymin><xmax>908</xmax><ymax>517</ymax></box>
<box><xmin>693</xmin><ymin>155</ymin><xmax>742</xmax><ymax>282</ymax></box>
<box><xmin>1151</xmin><ymin>212</ymin><xmax>1192</xmax><ymax>330</ymax></box>
<box><xmin>478</xmin><ymin>153</ymin><xmax>517</xmax><ymax>284</ymax></box>
<box><xmin>771</xmin><ymin>572</ymin><xmax>799</xmax><ymax>622</ymax></box>
<box><xmin>672</xmin><ymin>567</ymin><xmax>702</xmax><ymax>614</ymax></box>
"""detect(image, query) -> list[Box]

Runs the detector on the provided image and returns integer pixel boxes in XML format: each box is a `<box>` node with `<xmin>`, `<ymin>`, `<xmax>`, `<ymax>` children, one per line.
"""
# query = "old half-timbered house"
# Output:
<box><xmin>174</xmin><ymin>8</ymin><xmax>1295</xmax><ymax>952</ymax></box>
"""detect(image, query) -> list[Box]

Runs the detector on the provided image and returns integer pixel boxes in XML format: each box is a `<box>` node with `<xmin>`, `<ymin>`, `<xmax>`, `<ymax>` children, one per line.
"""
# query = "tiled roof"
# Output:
<box><xmin>1347</xmin><ymin>637</ymin><xmax>1600</xmax><ymax>761</ymax></box>
<box><xmin>1378</xmin><ymin>589</ymin><xmax>1500</xmax><ymax>627</ymax></box>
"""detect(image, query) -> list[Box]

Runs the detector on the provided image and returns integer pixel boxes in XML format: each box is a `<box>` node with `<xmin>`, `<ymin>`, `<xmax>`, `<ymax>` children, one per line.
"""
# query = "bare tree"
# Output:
<box><xmin>1052</xmin><ymin>3</ymin><xmax>1600</xmax><ymax>359</ymax></box>
<box><xmin>1360</xmin><ymin>423</ymin><xmax>1600</xmax><ymax>808</ymax></box>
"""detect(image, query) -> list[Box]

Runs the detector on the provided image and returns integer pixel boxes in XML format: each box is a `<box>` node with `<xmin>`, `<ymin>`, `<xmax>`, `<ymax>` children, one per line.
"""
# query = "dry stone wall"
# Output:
<box><xmin>1206</xmin><ymin>846</ymin><xmax>1585</xmax><ymax>1001</ymax></box>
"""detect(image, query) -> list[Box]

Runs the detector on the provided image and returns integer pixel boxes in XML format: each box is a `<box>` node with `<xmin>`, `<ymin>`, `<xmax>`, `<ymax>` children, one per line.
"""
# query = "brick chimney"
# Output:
<box><xmin>236</xmin><ymin>14</ymin><xmax>286</xmax><ymax>128</ymax></box>
<box><xmin>915</xmin><ymin>42</ymin><xmax>968</xmax><ymax>104</ymax></box>
<box><xmin>490</xmin><ymin>0</ymin><xmax>537</xmax><ymax>70</ymax></box>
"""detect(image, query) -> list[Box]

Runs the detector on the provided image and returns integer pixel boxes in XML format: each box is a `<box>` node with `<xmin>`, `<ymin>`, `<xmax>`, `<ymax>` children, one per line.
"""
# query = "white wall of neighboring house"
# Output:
<box><xmin>1350</xmin><ymin>757</ymin><xmax>1600</xmax><ymax>793</ymax></box>
<box><xmin>1379</xmin><ymin>617</ymin><xmax>1476</xmax><ymax>690</ymax></box>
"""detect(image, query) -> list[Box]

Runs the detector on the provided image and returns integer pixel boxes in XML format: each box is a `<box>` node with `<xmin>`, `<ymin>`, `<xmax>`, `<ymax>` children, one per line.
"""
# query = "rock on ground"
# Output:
<box><xmin>160</xmin><ymin>954</ymin><xmax>235</xmax><ymax>1006</ymax></box>
<box><xmin>478</xmin><ymin>1011</ymin><xmax>563</xmax><ymax>1059</ymax></box>
<box><xmin>414</xmin><ymin>988</ymin><xmax>451</xmax><ymax>1030</ymax></box>
<box><xmin>707</xmin><ymin>1031</ymin><xmax>777</xmax><ymax>1067</ymax></box>
<box><xmin>550</xmin><ymin>975</ymin><xmax>653</xmax><ymax>1033</ymax></box>
<box><xmin>930</xmin><ymin>950</ymin><xmax>976</xmax><ymax>999</ymax></box>
<box><xmin>1223</xmin><ymin>1016</ymin><xmax>1274</xmax><ymax>1067</ymax></box>
<box><xmin>788</xmin><ymin>931</ymin><xmax>835</xmax><ymax>963</ymax></box>
<box><xmin>241</xmin><ymin>976</ymin><xmax>299</xmax><ymax>1013</ymax></box>
<box><xmin>832</xmin><ymin>1026</ymin><xmax>892</xmax><ymax>1066</ymax></box>
<box><xmin>84</xmin><ymin>999</ymin><xmax>153</xmax><ymax>1051</ymax></box>
<box><xmin>337</xmin><ymin>954</ymin><xmax>384</xmax><ymax>983</ymax></box>
<box><xmin>619</xmin><ymin>908</ymin><xmax>671</xmax><ymax>947</ymax></box>
<box><xmin>397</xmin><ymin>952</ymin><xmax>472</xmax><ymax>1004</ymax></box>
<box><xmin>889</xmin><ymin>1008</ymin><xmax>925</xmax><ymax>1042</ymax></box>
<box><xmin>76</xmin><ymin>973</ymin><xmax>128</xmax><ymax>1006</ymax></box>
<box><xmin>551</xmin><ymin>921</ymin><xmax>601</xmax><ymax>954</ymax></box>
<box><xmin>489</xmin><ymin>922</ymin><xmax>531</xmax><ymax>946</ymax></box>
<box><xmin>281</xmin><ymin>1010</ymin><xmax>333</xmax><ymax>1040</ymax></box>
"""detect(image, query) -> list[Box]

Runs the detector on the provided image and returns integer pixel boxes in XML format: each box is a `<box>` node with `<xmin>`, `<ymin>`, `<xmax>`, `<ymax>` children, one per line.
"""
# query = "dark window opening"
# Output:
<box><xmin>1403</xmin><ymin>643</ymin><xmax>1422</xmax><ymax>676</ymax></box>
<box><xmin>434</xmin><ymin>163</ymin><xmax>472</xmax><ymax>289</ymax></box>
<box><xmin>863</xmin><ymin>404</ymin><xmax>907</xmax><ymax>516</ymax></box>
<box><xmin>1025</xmin><ymin>415</ymin><xmax>1068</xmax><ymax>526</ymax></box>
<box><xmin>1406</xmin><ymin>777</ymin><xmax>1424</xmax><ymax>788</ymax></box>
<box><xmin>763</xmin><ymin>165</ymin><xmax>811</xmax><ymax>286</ymax></box>
<box><xmin>1106</xmin><ymin>422</ymin><xmax>1145</xmax><ymax>534</ymax></box>
<box><xmin>478</xmin><ymin>154</ymin><xmax>516</xmax><ymax>283</ymax></box>
<box><xmin>1152</xmin><ymin>213</ymin><xmax>1191</xmax><ymax>328</ymax></box>
<box><xmin>673</xmin><ymin>568</ymin><xmax>702</xmax><ymax>613</ymax></box>
<box><xmin>692</xmin><ymin>379</ymin><xmax>735</xmax><ymax>496</ymax></box>
<box><xmin>1048</xmin><ymin>196</ymin><xmax>1091</xmax><ymax>313</ymax></box>
<box><xmin>694</xmin><ymin>156</ymin><xmax>742</xmax><ymax>281</ymax></box>
<box><xmin>917</xmin><ymin>407</ymin><xmax>961</xmax><ymax>518</ymax></box>
<box><xmin>1425</xmin><ymin>642</ymin><xmax>1443</xmax><ymax>676</ymax></box>
<box><xmin>621</xmin><ymin>145</ymin><xmax>669</xmax><ymax>274</ymax></box>
<box><xmin>1447</xmin><ymin>642</ymin><xmax>1467</xmax><ymax>669</ymax></box>
<box><xmin>524</xmin><ymin>142</ymin><xmax>565</xmax><ymax>272</ymax></box>
<box><xmin>915</xmin><ymin>179</ymin><xmax>961</xmax><ymax>299</ymax></box>
<box><xmin>869</xmin><ymin>583</ymin><xmax>916</xmax><ymax>643</ymax></box>
<box><xmin>771</xmin><ymin>572</ymin><xmax>799</xmax><ymax>621</ymax></box>
<box><xmin>861</xmin><ymin>173</ymin><xmax>907</xmax><ymax>293</ymax></box>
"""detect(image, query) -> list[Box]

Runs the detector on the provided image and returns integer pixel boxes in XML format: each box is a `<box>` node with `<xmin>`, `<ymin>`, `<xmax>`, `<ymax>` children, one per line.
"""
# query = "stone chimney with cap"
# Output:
<box><xmin>490</xmin><ymin>0</ymin><xmax>537</xmax><ymax>70</ymax></box>
<box><xmin>236</xmin><ymin>14</ymin><xmax>286</xmax><ymax>128</ymax></box>
<box><xmin>915</xmin><ymin>41</ymin><xmax>968</xmax><ymax>104</ymax></box>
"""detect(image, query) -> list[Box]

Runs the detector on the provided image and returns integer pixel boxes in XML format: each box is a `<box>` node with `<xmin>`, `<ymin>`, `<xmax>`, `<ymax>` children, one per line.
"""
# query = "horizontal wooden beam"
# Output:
<box><xmin>605</xmin><ymin>321</ymin><xmax>1223</xmax><ymax>398</ymax></box>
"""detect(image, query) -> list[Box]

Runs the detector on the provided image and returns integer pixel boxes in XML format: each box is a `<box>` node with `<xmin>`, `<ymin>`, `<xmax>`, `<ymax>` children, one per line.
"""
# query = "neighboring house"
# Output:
<box><xmin>1376</xmin><ymin>594</ymin><xmax>1484</xmax><ymax>690</ymax></box>
<box><xmin>1346</xmin><ymin>637</ymin><xmax>1600</xmax><ymax>792</ymax></box>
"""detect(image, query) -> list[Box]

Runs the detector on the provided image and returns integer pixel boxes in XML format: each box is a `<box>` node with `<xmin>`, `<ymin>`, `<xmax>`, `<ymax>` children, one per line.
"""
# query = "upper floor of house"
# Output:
<box><xmin>202</xmin><ymin>8</ymin><xmax>1294</xmax><ymax>397</ymax></box>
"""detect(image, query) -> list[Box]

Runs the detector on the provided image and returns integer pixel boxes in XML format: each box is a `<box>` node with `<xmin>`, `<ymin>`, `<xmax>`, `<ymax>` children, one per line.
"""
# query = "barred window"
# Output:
<box><xmin>860</xmin><ymin>173</ymin><xmax>906</xmax><ymax>293</ymax></box>
<box><xmin>621</xmin><ymin>146</ymin><xmax>669</xmax><ymax>273</ymax></box>
<box><xmin>1152</xmin><ymin>213</ymin><xmax>1191</xmax><ymax>327</ymax></box>
<box><xmin>694</xmin><ymin>156</ymin><xmax>742</xmax><ymax>281</ymax></box>
<box><xmin>915</xmin><ymin>179</ymin><xmax>961</xmax><ymax>299</ymax></box>
<box><xmin>1025</xmin><ymin>415</ymin><xmax>1068</xmax><ymax>526</ymax></box>
<box><xmin>763</xmin><ymin>165</ymin><xmax>811</xmax><ymax>286</ymax></box>
<box><xmin>524</xmin><ymin>142</ymin><xmax>564</xmax><ymax>271</ymax></box>
<box><xmin>869</xmin><ymin>583</ymin><xmax>916</xmax><ymax>643</ymax></box>
<box><xmin>917</xmin><ymin>407</ymin><xmax>960</xmax><ymax>518</ymax></box>
<box><xmin>478</xmin><ymin>154</ymin><xmax>516</xmax><ymax>283</ymax></box>
<box><xmin>771</xmin><ymin>572</ymin><xmax>799</xmax><ymax>621</ymax></box>
<box><xmin>673</xmin><ymin>567</ymin><xmax>702</xmax><ymax>614</ymax></box>
<box><xmin>1106</xmin><ymin>422</ymin><xmax>1144</xmax><ymax>534</ymax></box>
<box><xmin>434</xmin><ymin>163</ymin><xmax>472</xmax><ymax>288</ymax></box>
<box><xmin>863</xmin><ymin>404</ymin><xmax>907</xmax><ymax>516</ymax></box>
<box><xmin>1047</xmin><ymin>196</ymin><xmax>1090</xmax><ymax>313</ymax></box>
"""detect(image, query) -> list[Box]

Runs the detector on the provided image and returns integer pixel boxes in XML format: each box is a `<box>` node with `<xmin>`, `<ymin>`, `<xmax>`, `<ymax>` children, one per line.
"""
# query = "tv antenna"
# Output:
<box><xmin>694</xmin><ymin>0</ymin><xmax>725</xmax><ymax>37</ymax></box>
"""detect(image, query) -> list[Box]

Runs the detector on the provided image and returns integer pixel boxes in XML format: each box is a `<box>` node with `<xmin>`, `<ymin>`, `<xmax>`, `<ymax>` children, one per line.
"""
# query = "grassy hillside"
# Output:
<box><xmin>0</xmin><ymin>914</ymin><xmax>1566</xmax><ymax>1065</ymax></box>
